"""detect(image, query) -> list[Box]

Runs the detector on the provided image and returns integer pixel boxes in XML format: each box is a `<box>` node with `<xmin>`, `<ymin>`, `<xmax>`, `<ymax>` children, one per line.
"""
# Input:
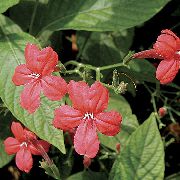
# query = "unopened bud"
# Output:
<box><xmin>158</xmin><ymin>107</ymin><xmax>167</xmax><ymax>118</ymax></box>
<box><xmin>83</xmin><ymin>156</ymin><xmax>91</xmax><ymax>168</ymax></box>
<box><xmin>116</xmin><ymin>143</ymin><xmax>120</xmax><ymax>153</ymax></box>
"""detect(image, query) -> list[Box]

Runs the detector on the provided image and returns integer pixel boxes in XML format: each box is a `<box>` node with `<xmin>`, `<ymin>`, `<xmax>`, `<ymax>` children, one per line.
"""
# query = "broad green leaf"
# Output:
<box><xmin>77</xmin><ymin>30</ymin><xmax>134</xmax><ymax>66</ymax></box>
<box><xmin>0</xmin><ymin>0</ymin><xmax>20</xmax><ymax>13</ymax></box>
<box><xmin>99</xmin><ymin>92</ymin><xmax>139</xmax><ymax>151</ymax></box>
<box><xmin>109</xmin><ymin>113</ymin><xmax>164</xmax><ymax>180</ymax></box>
<box><xmin>0</xmin><ymin>112</ymin><xmax>14</xmax><ymax>168</ymax></box>
<box><xmin>67</xmin><ymin>170</ymin><xmax>107</xmax><ymax>180</ymax></box>
<box><xmin>0</xmin><ymin>22</ymin><xmax>65</xmax><ymax>153</ymax></box>
<box><xmin>10</xmin><ymin>0</ymin><xmax>169</xmax><ymax>35</ymax></box>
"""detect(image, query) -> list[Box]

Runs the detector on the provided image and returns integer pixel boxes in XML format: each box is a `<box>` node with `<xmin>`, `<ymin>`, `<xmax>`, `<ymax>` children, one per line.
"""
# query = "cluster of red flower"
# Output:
<box><xmin>4</xmin><ymin>43</ymin><xmax>122</xmax><ymax>172</ymax></box>
<box><xmin>4</xmin><ymin>29</ymin><xmax>179</xmax><ymax>173</ymax></box>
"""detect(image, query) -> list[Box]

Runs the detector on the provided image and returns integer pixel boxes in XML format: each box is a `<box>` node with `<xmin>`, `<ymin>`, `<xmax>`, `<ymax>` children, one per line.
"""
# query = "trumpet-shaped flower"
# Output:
<box><xmin>133</xmin><ymin>29</ymin><xmax>180</xmax><ymax>84</ymax></box>
<box><xmin>53</xmin><ymin>80</ymin><xmax>122</xmax><ymax>159</ymax></box>
<box><xmin>4</xmin><ymin>122</ymin><xmax>50</xmax><ymax>173</ymax></box>
<box><xmin>12</xmin><ymin>43</ymin><xmax>67</xmax><ymax>113</ymax></box>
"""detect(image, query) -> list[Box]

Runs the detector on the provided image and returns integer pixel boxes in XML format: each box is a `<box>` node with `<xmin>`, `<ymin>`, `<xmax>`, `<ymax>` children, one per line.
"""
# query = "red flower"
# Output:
<box><xmin>133</xmin><ymin>29</ymin><xmax>180</xmax><ymax>84</ymax></box>
<box><xmin>12</xmin><ymin>43</ymin><xmax>67</xmax><ymax>113</ymax></box>
<box><xmin>53</xmin><ymin>80</ymin><xmax>122</xmax><ymax>158</ymax></box>
<box><xmin>4</xmin><ymin>122</ymin><xmax>50</xmax><ymax>173</ymax></box>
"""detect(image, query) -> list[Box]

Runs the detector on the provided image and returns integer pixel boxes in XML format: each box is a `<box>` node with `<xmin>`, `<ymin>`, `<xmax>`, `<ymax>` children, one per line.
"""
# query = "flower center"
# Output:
<box><xmin>28</xmin><ymin>73</ymin><xmax>41</xmax><ymax>79</ymax></box>
<box><xmin>20</xmin><ymin>142</ymin><xmax>28</xmax><ymax>147</ymax></box>
<box><xmin>176</xmin><ymin>50</ymin><xmax>180</xmax><ymax>55</ymax></box>
<box><xmin>83</xmin><ymin>112</ymin><xmax>94</xmax><ymax>120</ymax></box>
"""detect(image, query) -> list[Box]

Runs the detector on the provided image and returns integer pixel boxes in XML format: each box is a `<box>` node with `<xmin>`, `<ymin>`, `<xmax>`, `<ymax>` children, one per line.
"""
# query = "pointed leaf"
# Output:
<box><xmin>10</xmin><ymin>0</ymin><xmax>169</xmax><ymax>35</ymax></box>
<box><xmin>109</xmin><ymin>113</ymin><xmax>164</xmax><ymax>180</ymax></box>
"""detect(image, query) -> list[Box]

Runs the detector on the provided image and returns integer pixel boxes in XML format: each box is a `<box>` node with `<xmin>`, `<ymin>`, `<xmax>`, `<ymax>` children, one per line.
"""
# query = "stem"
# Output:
<box><xmin>168</xmin><ymin>110</ymin><xmax>176</xmax><ymax>123</ymax></box>
<box><xmin>96</xmin><ymin>68</ymin><xmax>101</xmax><ymax>81</ymax></box>
<box><xmin>99</xmin><ymin>63</ymin><xmax>125</xmax><ymax>71</ymax></box>
<box><xmin>143</xmin><ymin>83</ymin><xmax>165</xmax><ymax>128</ymax></box>
<box><xmin>29</xmin><ymin>0</ymin><xmax>39</xmax><ymax>34</ymax></box>
<box><xmin>151</xmin><ymin>94</ymin><xmax>165</xmax><ymax>128</ymax></box>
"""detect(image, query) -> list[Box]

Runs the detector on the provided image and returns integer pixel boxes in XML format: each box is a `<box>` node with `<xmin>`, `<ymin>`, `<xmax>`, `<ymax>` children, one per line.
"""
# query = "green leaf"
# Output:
<box><xmin>0</xmin><ymin>19</ymin><xmax>65</xmax><ymax>153</ymax></box>
<box><xmin>0</xmin><ymin>14</ymin><xmax>22</xmax><ymax>35</ymax></box>
<box><xmin>10</xmin><ymin>0</ymin><xmax>169</xmax><ymax>35</ymax></box>
<box><xmin>99</xmin><ymin>92</ymin><xmax>139</xmax><ymax>151</ymax></box>
<box><xmin>67</xmin><ymin>170</ymin><xmax>107</xmax><ymax>180</ymax></box>
<box><xmin>109</xmin><ymin>113</ymin><xmax>165</xmax><ymax>180</ymax></box>
<box><xmin>77</xmin><ymin>30</ymin><xmax>134</xmax><ymax>66</ymax></box>
<box><xmin>0</xmin><ymin>0</ymin><xmax>20</xmax><ymax>13</ymax></box>
<box><xmin>0</xmin><ymin>112</ymin><xmax>14</xmax><ymax>168</ymax></box>
<box><xmin>126</xmin><ymin>59</ymin><xmax>157</xmax><ymax>83</ymax></box>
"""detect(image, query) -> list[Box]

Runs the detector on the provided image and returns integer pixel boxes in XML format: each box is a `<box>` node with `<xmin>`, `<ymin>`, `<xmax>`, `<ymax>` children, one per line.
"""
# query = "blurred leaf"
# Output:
<box><xmin>0</xmin><ymin>17</ymin><xmax>65</xmax><ymax>153</ymax></box>
<box><xmin>109</xmin><ymin>113</ymin><xmax>164</xmax><ymax>180</ymax></box>
<box><xmin>10</xmin><ymin>0</ymin><xmax>169</xmax><ymax>35</ymax></box>
<box><xmin>0</xmin><ymin>0</ymin><xmax>20</xmax><ymax>13</ymax></box>
<box><xmin>99</xmin><ymin>92</ymin><xmax>139</xmax><ymax>151</ymax></box>
<box><xmin>0</xmin><ymin>112</ymin><xmax>14</xmax><ymax>168</ymax></box>
<box><xmin>67</xmin><ymin>170</ymin><xmax>107</xmax><ymax>180</ymax></box>
<box><xmin>127</xmin><ymin>59</ymin><xmax>156</xmax><ymax>83</ymax></box>
<box><xmin>0</xmin><ymin>14</ymin><xmax>22</xmax><ymax>35</ymax></box>
<box><xmin>77</xmin><ymin>30</ymin><xmax>134</xmax><ymax>66</ymax></box>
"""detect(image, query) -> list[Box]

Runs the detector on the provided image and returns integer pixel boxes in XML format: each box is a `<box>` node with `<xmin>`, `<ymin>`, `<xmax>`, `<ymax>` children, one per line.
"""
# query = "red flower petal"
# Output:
<box><xmin>133</xmin><ymin>49</ymin><xmax>163</xmax><ymax>59</ymax></box>
<box><xmin>53</xmin><ymin>105</ymin><xmax>83</xmax><ymax>130</ymax></box>
<box><xmin>41</xmin><ymin>75</ymin><xmax>67</xmax><ymax>101</ymax></box>
<box><xmin>24</xmin><ymin>128</ymin><xmax>37</xmax><ymax>140</ymax></box>
<box><xmin>156</xmin><ymin>59</ymin><xmax>179</xmax><ymax>84</ymax></box>
<box><xmin>15</xmin><ymin>148</ymin><xmax>33</xmax><ymax>173</ymax></box>
<box><xmin>29</xmin><ymin>140</ymin><xmax>50</xmax><ymax>155</ymax></box>
<box><xmin>68</xmin><ymin>81</ymin><xmax>109</xmax><ymax>113</ymax></box>
<box><xmin>20</xmin><ymin>81</ymin><xmax>41</xmax><ymax>113</ymax></box>
<box><xmin>11</xmin><ymin>122</ymin><xmax>25</xmax><ymax>142</ymax></box>
<box><xmin>25</xmin><ymin>43</ymin><xmax>39</xmax><ymax>72</ymax></box>
<box><xmin>153</xmin><ymin>39</ymin><xmax>175</xmax><ymax>59</ymax></box>
<box><xmin>12</xmin><ymin>64</ymin><xmax>34</xmax><ymax>86</ymax></box>
<box><xmin>89</xmin><ymin>81</ymin><xmax>109</xmax><ymax>114</ymax></box>
<box><xmin>68</xmin><ymin>80</ymin><xmax>89</xmax><ymax>112</ymax></box>
<box><xmin>95</xmin><ymin>111</ymin><xmax>122</xmax><ymax>136</ymax></box>
<box><xmin>161</xmin><ymin>29</ymin><xmax>179</xmax><ymax>40</ymax></box>
<box><xmin>74</xmin><ymin>121</ymin><xmax>100</xmax><ymax>158</ymax></box>
<box><xmin>25</xmin><ymin>44</ymin><xmax>58</xmax><ymax>76</ymax></box>
<box><xmin>4</xmin><ymin>137</ymin><xmax>20</xmax><ymax>155</ymax></box>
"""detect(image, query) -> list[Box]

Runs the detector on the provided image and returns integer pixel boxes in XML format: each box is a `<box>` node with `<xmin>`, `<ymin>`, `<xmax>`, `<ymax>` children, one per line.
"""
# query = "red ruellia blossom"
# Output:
<box><xmin>4</xmin><ymin>122</ymin><xmax>50</xmax><ymax>173</ymax></box>
<box><xmin>53</xmin><ymin>80</ymin><xmax>122</xmax><ymax>159</ymax></box>
<box><xmin>12</xmin><ymin>43</ymin><xmax>67</xmax><ymax>113</ymax></box>
<box><xmin>133</xmin><ymin>29</ymin><xmax>180</xmax><ymax>84</ymax></box>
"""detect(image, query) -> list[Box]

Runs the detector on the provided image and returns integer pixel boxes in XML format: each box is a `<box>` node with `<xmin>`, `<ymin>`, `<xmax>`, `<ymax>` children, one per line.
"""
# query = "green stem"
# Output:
<box><xmin>99</xmin><ymin>63</ymin><xmax>125</xmax><ymax>71</ymax></box>
<box><xmin>168</xmin><ymin>110</ymin><xmax>176</xmax><ymax>123</ymax></box>
<box><xmin>143</xmin><ymin>83</ymin><xmax>165</xmax><ymax>128</ymax></box>
<box><xmin>29</xmin><ymin>0</ymin><xmax>39</xmax><ymax>34</ymax></box>
<box><xmin>96</xmin><ymin>68</ymin><xmax>101</xmax><ymax>81</ymax></box>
